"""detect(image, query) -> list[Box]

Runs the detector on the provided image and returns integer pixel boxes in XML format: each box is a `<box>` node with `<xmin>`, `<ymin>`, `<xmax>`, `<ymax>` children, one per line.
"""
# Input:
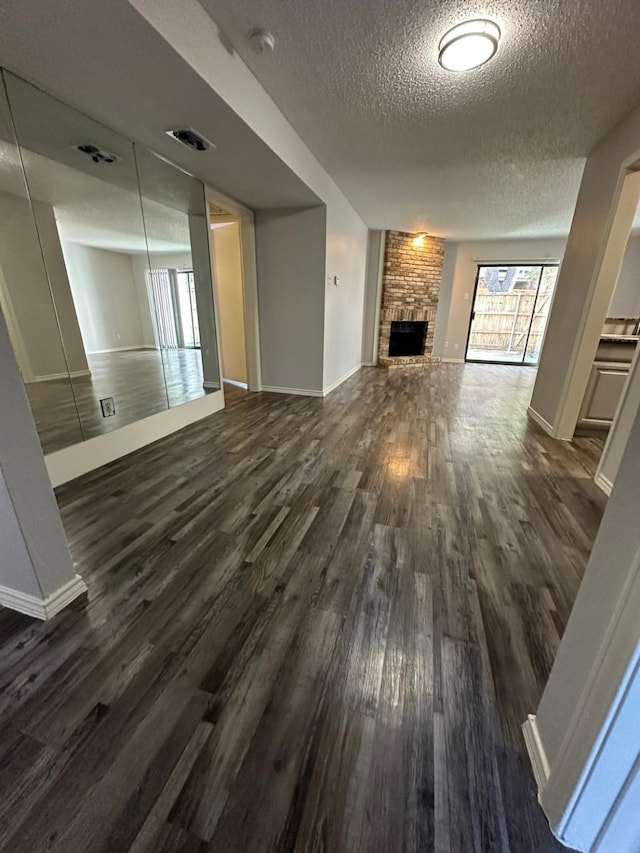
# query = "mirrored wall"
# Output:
<box><xmin>0</xmin><ymin>69</ymin><xmax>220</xmax><ymax>456</ymax></box>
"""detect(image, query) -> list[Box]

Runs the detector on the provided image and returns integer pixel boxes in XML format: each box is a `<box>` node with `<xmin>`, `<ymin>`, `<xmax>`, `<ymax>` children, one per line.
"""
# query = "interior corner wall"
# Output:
<box><xmin>33</xmin><ymin>205</ymin><xmax>88</xmax><ymax>375</ymax></box>
<box><xmin>62</xmin><ymin>242</ymin><xmax>147</xmax><ymax>353</ymax></box>
<box><xmin>212</xmin><ymin>223</ymin><xmax>247</xmax><ymax>385</ymax></box>
<box><xmin>607</xmin><ymin>234</ymin><xmax>640</xmax><ymax>318</ymax></box>
<box><xmin>530</xmin><ymin>102</ymin><xmax>640</xmax><ymax>437</ymax></box>
<box><xmin>434</xmin><ymin>238</ymin><xmax>567</xmax><ymax>360</ymax></box>
<box><xmin>323</xmin><ymin>203</ymin><xmax>368</xmax><ymax>389</ymax></box>
<box><xmin>361</xmin><ymin>230</ymin><xmax>384</xmax><ymax>365</ymax></box>
<box><xmin>255</xmin><ymin>206</ymin><xmax>326</xmax><ymax>393</ymax></box>
<box><xmin>0</xmin><ymin>307</ymin><xmax>77</xmax><ymax>598</ymax></box>
<box><xmin>0</xmin><ymin>192</ymin><xmax>88</xmax><ymax>379</ymax></box>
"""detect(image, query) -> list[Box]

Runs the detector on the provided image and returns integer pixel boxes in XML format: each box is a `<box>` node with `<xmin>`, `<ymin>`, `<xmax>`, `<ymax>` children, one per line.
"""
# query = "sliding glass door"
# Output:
<box><xmin>465</xmin><ymin>264</ymin><xmax>558</xmax><ymax>365</ymax></box>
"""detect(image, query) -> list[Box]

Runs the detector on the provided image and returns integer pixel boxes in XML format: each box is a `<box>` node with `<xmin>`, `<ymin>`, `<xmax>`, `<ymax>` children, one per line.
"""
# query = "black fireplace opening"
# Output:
<box><xmin>388</xmin><ymin>320</ymin><xmax>428</xmax><ymax>357</ymax></box>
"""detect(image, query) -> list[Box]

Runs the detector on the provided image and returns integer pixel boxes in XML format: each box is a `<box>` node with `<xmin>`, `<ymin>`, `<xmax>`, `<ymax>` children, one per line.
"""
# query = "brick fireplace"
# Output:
<box><xmin>378</xmin><ymin>230</ymin><xmax>445</xmax><ymax>367</ymax></box>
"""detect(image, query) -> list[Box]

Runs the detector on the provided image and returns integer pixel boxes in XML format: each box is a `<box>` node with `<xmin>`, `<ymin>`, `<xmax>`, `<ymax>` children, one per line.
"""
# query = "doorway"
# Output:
<box><xmin>465</xmin><ymin>264</ymin><xmax>559</xmax><ymax>365</ymax></box>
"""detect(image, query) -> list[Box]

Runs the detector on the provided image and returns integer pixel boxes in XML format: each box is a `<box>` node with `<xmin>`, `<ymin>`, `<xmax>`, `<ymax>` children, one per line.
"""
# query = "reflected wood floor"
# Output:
<box><xmin>0</xmin><ymin>364</ymin><xmax>606</xmax><ymax>852</ymax></box>
<box><xmin>25</xmin><ymin>348</ymin><xmax>212</xmax><ymax>455</ymax></box>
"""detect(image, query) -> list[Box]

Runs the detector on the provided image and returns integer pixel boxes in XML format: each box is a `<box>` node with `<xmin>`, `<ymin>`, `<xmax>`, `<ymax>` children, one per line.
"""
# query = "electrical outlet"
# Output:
<box><xmin>100</xmin><ymin>397</ymin><xmax>116</xmax><ymax>418</ymax></box>
<box><xmin>444</xmin><ymin>341</ymin><xmax>449</xmax><ymax>348</ymax></box>
<box><xmin>464</xmin><ymin>292</ymin><xmax>470</xmax><ymax>300</ymax></box>
<box><xmin>453</xmin><ymin>343</ymin><xmax>459</xmax><ymax>350</ymax></box>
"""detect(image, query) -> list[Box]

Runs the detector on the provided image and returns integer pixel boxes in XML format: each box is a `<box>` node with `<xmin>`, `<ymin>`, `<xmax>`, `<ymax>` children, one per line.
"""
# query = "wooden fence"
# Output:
<box><xmin>468</xmin><ymin>291</ymin><xmax>550</xmax><ymax>353</ymax></box>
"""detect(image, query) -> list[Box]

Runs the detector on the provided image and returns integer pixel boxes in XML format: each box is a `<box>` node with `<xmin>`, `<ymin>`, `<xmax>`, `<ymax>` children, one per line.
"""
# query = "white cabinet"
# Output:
<box><xmin>579</xmin><ymin>361</ymin><xmax>630</xmax><ymax>429</ymax></box>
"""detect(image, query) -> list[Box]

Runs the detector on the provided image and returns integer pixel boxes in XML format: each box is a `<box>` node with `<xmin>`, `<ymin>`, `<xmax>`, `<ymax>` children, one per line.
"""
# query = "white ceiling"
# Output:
<box><xmin>200</xmin><ymin>0</ymin><xmax>640</xmax><ymax>240</ymax></box>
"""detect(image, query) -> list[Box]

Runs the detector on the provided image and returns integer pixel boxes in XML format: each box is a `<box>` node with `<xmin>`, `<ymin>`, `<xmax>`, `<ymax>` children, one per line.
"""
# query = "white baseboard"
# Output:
<box><xmin>322</xmin><ymin>362</ymin><xmax>362</xmax><ymax>396</ymax></box>
<box><xmin>0</xmin><ymin>574</ymin><xmax>87</xmax><ymax>621</ymax></box>
<box><xmin>202</xmin><ymin>381</ymin><xmax>221</xmax><ymax>390</ymax></box>
<box><xmin>361</xmin><ymin>361</ymin><xmax>378</xmax><ymax>367</ymax></box>
<box><xmin>28</xmin><ymin>369</ymin><xmax>92</xmax><ymax>383</ymax></box>
<box><xmin>522</xmin><ymin>714</ymin><xmax>550</xmax><ymax>795</ymax></box>
<box><xmin>442</xmin><ymin>357</ymin><xmax>464</xmax><ymax>363</ymax></box>
<box><xmin>223</xmin><ymin>378</ymin><xmax>249</xmax><ymax>390</ymax></box>
<box><xmin>46</xmin><ymin>389</ymin><xmax>225</xmax><ymax>487</ymax></box>
<box><xmin>261</xmin><ymin>385</ymin><xmax>324</xmax><ymax>398</ymax></box>
<box><xmin>594</xmin><ymin>472</ymin><xmax>613</xmax><ymax>496</ymax></box>
<box><xmin>527</xmin><ymin>406</ymin><xmax>555</xmax><ymax>436</ymax></box>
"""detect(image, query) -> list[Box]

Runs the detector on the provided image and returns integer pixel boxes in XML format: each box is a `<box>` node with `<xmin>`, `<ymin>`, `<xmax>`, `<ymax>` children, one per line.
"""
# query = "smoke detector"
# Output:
<box><xmin>75</xmin><ymin>144</ymin><xmax>119</xmax><ymax>164</ymax></box>
<box><xmin>165</xmin><ymin>128</ymin><xmax>216</xmax><ymax>152</ymax></box>
<box><xmin>249</xmin><ymin>28</ymin><xmax>275</xmax><ymax>53</ymax></box>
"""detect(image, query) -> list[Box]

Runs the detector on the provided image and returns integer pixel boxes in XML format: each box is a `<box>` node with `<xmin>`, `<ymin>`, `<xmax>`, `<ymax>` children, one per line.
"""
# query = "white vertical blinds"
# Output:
<box><xmin>148</xmin><ymin>268</ymin><xmax>179</xmax><ymax>349</ymax></box>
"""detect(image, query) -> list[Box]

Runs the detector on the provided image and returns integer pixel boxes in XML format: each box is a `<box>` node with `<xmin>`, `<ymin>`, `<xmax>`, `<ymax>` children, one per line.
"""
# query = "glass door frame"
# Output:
<box><xmin>464</xmin><ymin>263</ymin><xmax>559</xmax><ymax>366</ymax></box>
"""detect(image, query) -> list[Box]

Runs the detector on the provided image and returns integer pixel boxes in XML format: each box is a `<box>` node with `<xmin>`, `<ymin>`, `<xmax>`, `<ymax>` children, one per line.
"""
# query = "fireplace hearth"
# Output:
<box><xmin>388</xmin><ymin>321</ymin><xmax>427</xmax><ymax>357</ymax></box>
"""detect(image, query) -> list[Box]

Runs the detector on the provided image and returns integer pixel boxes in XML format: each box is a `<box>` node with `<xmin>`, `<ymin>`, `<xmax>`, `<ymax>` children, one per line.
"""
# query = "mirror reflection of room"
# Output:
<box><xmin>0</xmin><ymin>70</ymin><xmax>220</xmax><ymax>456</ymax></box>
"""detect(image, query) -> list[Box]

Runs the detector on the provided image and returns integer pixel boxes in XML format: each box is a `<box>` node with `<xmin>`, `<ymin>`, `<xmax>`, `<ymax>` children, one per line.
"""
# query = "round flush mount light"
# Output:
<box><xmin>438</xmin><ymin>19</ymin><xmax>501</xmax><ymax>72</ymax></box>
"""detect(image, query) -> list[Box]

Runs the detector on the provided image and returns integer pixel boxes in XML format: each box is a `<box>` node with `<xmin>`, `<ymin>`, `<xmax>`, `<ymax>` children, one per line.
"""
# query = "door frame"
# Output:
<box><xmin>464</xmin><ymin>262</ymin><xmax>559</xmax><ymax>366</ymax></box>
<box><xmin>205</xmin><ymin>186</ymin><xmax>261</xmax><ymax>392</ymax></box>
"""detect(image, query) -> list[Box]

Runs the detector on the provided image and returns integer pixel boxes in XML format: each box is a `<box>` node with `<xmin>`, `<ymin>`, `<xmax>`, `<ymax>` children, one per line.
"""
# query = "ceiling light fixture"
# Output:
<box><xmin>413</xmin><ymin>231</ymin><xmax>428</xmax><ymax>246</ymax></box>
<box><xmin>438</xmin><ymin>19</ymin><xmax>501</xmax><ymax>72</ymax></box>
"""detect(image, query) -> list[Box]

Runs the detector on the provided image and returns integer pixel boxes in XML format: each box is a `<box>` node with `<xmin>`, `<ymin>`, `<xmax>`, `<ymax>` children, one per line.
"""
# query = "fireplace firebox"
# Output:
<box><xmin>388</xmin><ymin>321</ymin><xmax>428</xmax><ymax>357</ymax></box>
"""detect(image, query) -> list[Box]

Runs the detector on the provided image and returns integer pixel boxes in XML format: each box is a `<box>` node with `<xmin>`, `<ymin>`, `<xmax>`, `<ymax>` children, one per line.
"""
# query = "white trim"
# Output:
<box><xmin>594</xmin><ymin>472</ymin><xmax>613</xmax><ymax>496</ymax></box>
<box><xmin>0</xmin><ymin>574</ymin><xmax>87</xmax><ymax>621</ymax></box>
<box><xmin>261</xmin><ymin>385</ymin><xmax>324</xmax><ymax>398</ymax></box>
<box><xmin>442</xmin><ymin>357</ymin><xmax>464</xmax><ymax>363</ymax></box>
<box><xmin>206</xmin><ymin>186</ymin><xmax>262</xmax><ymax>392</ymax></box>
<box><xmin>527</xmin><ymin>405</ymin><xmax>557</xmax><ymax>437</ymax></box>
<box><xmin>28</xmin><ymin>369</ymin><xmax>92</xmax><ymax>383</ymax></box>
<box><xmin>45</xmin><ymin>389</ymin><xmax>225</xmax><ymax>487</ymax></box>
<box><xmin>223</xmin><ymin>378</ymin><xmax>248</xmax><ymax>389</ymax></box>
<box><xmin>86</xmin><ymin>345</ymin><xmax>156</xmax><ymax>354</ymax></box>
<box><xmin>522</xmin><ymin>714</ymin><xmax>551</xmax><ymax>794</ymax></box>
<box><xmin>371</xmin><ymin>229</ymin><xmax>385</xmax><ymax>362</ymax></box>
<box><xmin>202</xmin><ymin>381</ymin><xmax>221</xmax><ymax>390</ymax></box>
<box><xmin>322</xmin><ymin>362</ymin><xmax>362</xmax><ymax>396</ymax></box>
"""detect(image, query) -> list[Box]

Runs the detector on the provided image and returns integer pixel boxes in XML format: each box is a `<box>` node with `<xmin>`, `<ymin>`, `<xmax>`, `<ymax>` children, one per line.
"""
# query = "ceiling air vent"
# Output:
<box><xmin>165</xmin><ymin>128</ymin><xmax>216</xmax><ymax>152</ymax></box>
<box><xmin>75</xmin><ymin>144</ymin><xmax>119</xmax><ymax>164</ymax></box>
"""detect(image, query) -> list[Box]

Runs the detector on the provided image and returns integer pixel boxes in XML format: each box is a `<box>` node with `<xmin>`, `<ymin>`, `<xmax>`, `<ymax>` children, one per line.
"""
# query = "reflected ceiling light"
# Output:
<box><xmin>438</xmin><ymin>19</ymin><xmax>501</xmax><ymax>72</ymax></box>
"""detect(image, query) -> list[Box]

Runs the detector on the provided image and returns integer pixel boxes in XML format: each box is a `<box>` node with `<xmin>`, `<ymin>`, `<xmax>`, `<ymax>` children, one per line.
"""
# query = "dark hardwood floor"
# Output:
<box><xmin>0</xmin><ymin>364</ymin><xmax>606</xmax><ymax>852</ymax></box>
<box><xmin>26</xmin><ymin>348</ymin><xmax>213</xmax><ymax>455</ymax></box>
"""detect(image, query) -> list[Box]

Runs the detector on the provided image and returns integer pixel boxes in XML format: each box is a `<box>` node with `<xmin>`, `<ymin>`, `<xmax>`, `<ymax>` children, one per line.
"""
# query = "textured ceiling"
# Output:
<box><xmin>200</xmin><ymin>0</ymin><xmax>640</xmax><ymax>240</ymax></box>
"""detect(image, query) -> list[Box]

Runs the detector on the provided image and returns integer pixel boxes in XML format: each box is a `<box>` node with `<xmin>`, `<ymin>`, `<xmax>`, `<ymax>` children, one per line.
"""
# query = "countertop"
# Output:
<box><xmin>599</xmin><ymin>334</ymin><xmax>639</xmax><ymax>345</ymax></box>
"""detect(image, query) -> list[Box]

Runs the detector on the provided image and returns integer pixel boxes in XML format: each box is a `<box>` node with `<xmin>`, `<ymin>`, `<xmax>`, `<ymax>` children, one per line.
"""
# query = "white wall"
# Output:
<box><xmin>62</xmin><ymin>242</ymin><xmax>149</xmax><ymax>353</ymax></box>
<box><xmin>212</xmin><ymin>223</ymin><xmax>247</xmax><ymax>385</ymax></box>
<box><xmin>0</xmin><ymin>193</ymin><xmax>88</xmax><ymax>379</ymax></box>
<box><xmin>608</xmin><ymin>235</ymin><xmax>640</xmax><ymax>318</ymax></box>
<box><xmin>323</xmin><ymin>202</ymin><xmax>368</xmax><ymax>390</ymax></box>
<box><xmin>255</xmin><ymin>207</ymin><xmax>326</xmax><ymax>393</ymax></box>
<box><xmin>433</xmin><ymin>238</ymin><xmax>567</xmax><ymax>359</ymax></box>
